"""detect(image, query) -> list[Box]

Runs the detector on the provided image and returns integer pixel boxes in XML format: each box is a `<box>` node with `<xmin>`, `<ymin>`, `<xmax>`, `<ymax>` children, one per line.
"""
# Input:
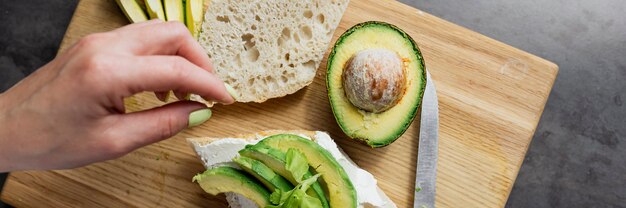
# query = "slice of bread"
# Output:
<box><xmin>198</xmin><ymin>0</ymin><xmax>350</xmax><ymax>102</ymax></box>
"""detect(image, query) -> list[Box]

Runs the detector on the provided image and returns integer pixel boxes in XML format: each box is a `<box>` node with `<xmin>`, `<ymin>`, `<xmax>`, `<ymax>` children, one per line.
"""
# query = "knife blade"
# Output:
<box><xmin>414</xmin><ymin>71</ymin><xmax>439</xmax><ymax>208</ymax></box>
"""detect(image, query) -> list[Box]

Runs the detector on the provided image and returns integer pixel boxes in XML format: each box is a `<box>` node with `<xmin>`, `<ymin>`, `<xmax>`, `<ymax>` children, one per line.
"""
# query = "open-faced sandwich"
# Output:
<box><xmin>187</xmin><ymin>130</ymin><xmax>396</xmax><ymax>208</ymax></box>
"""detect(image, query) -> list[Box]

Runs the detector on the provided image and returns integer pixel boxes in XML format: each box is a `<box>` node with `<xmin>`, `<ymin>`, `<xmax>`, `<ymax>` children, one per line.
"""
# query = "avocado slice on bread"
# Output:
<box><xmin>193</xmin><ymin>166</ymin><xmax>271</xmax><ymax>207</ymax></box>
<box><xmin>258</xmin><ymin>134</ymin><xmax>357</xmax><ymax>208</ymax></box>
<box><xmin>188</xmin><ymin>130</ymin><xmax>396</xmax><ymax>207</ymax></box>
<box><xmin>233</xmin><ymin>156</ymin><xmax>294</xmax><ymax>192</ymax></box>
<box><xmin>239</xmin><ymin>144</ymin><xmax>330</xmax><ymax>208</ymax></box>
<box><xmin>193</xmin><ymin>134</ymin><xmax>357</xmax><ymax>208</ymax></box>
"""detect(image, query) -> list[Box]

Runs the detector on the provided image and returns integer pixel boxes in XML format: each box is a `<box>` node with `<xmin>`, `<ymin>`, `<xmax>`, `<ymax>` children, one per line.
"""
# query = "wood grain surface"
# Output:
<box><xmin>1</xmin><ymin>0</ymin><xmax>558</xmax><ymax>207</ymax></box>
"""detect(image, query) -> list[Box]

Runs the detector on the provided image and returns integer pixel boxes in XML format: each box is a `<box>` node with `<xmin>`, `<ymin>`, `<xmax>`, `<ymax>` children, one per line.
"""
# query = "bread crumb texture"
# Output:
<box><xmin>199</xmin><ymin>0</ymin><xmax>349</xmax><ymax>102</ymax></box>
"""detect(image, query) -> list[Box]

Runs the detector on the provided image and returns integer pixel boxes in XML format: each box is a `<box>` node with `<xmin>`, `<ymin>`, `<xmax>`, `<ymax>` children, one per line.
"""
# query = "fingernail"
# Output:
<box><xmin>224</xmin><ymin>83</ymin><xmax>240</xmax><ymax>102</ymax></box>
<box><xmin>188</xmin><ymin>108</ymin><xmax>212</xmax><ymax>128</ymax></box>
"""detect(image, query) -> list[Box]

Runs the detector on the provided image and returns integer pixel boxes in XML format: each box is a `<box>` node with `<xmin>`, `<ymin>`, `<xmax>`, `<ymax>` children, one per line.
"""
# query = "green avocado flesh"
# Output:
<box><xmin>326</xmin><ymin>21</ymin><xmax>427</xmax><ymax>148</ymax></box>
<box><xmin>192</xmin><ymin>166</ymin><xmax>270</xmax><ymax>207</ymax></box>
<box><xmin>233</xmin><ymin>156</ymin><xmax>294</xmax><ymax>192</ymax></box>
<box><xmin>144</xmin><ymin>0</ymin><xmax>166</xmax><ymax>20</ymax></box>
<box><xmin>163</xmin><ymin>0</ymin><xmax>184</xmax><ymax>22</ymax></box>
<box><xmin>185</xmin><ymin>0</ymin><xmax>203</xmax><ymax>39</ymax></box>
<box><xmin>239</xmin><ymin>144</ymin><xmax>330</xmax><ymax>208</ymax></box>
<box><xmin>257</xmin><ymin>134</ymin><xmax>357</xmax><ymax>208</ymax></box>
<box><xmin>115</xmin><ymin>0</ymin><xmax>148</xmax><ymax>23</ymax></box>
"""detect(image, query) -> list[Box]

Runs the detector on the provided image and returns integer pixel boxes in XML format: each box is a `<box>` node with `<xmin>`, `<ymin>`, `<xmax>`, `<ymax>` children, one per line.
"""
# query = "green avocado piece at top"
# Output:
<box><xmin>233</xmin><ymin>156</ymin><xmax>294</xmax><ymax>192</ymax></box>
<box><xmin>115</xmin><ymin>0</ymin><xmax>149</xmax><ymax>23</ymax></box>
<box><xmin>257</xmin><ymin>134</ymin><xmax>357</xmax><ymax>208</ymax></box>
<box><xmin>163</xmin><ymin>0</ymin><xmax>184</xmax><ymax>22</ymax></box>
<box><xmin>185</xmin><ymin>0</ymin><xmax>204</xmax><ymax>39</ymax></box>
<box><xmin>144</xmin><ymin>0</ymin><xmax>166</xmax><ymax>20</ymax></box>
<box><xmin>326</xmin><ymin>21</ymin><xmax>426</xmax><ymax>147</ymax></box>
<box><xmin>239</xmin><ymin>144</ymin><xmax>330</xmax><ymax>208</ymax></box>
<box><xmin>192</xmin><ymin>166</ymin><xmax>270</xmax><ymax>207</ymax></box>
<box><xmin>134</xmin><ymin>0</ymin><xmax>146</xmax><ymax>11</ymax></box>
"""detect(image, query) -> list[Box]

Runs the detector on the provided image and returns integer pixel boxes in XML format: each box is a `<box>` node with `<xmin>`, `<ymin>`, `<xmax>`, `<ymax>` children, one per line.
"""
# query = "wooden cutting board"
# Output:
<box><xmin>1</xmin><ymin>0</ymin><xmax>558</xmax><ymax>207</ymax></box>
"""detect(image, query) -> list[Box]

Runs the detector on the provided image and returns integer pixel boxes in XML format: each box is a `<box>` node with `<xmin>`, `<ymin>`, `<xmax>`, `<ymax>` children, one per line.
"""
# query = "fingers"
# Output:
<box><xmin>108</xmin><ymin>101</ymin><xmax>210</xmax><ymax>151</ymax></box>
<box><xmin>113</xmin><ymin>56</ymin><xmax>234</xmax><ymax>104</ymax></box>
<box><xmin>115</xmin><ymin>21</ymin><xmax>215</xmax><ymax>73</ymax></box>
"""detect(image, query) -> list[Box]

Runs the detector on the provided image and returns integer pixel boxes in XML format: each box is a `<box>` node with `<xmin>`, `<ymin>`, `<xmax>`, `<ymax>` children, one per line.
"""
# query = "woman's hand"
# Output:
<box><xmin>0</xmin><ymin>20</ymin><xmax>233</xmax><ymax>172</ymax></box>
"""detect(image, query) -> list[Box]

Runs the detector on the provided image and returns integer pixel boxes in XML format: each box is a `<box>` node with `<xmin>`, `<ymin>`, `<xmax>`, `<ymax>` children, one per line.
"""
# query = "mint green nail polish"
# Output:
<box><xmin>188</xmin><ymin>108</ymin><xmax>212</xmax><ymax>127</ymax></box>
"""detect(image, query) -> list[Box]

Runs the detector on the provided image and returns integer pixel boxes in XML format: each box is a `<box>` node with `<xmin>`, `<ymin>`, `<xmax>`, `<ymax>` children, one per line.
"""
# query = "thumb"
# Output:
<box><xmin>111</xmin><ymin>101</ymin><xmax>211</xmax><ymax>151</ymax></box>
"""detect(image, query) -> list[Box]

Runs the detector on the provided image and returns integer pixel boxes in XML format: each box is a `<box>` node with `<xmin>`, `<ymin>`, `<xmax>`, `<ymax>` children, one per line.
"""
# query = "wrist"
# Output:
<box><xmin>0</xmin><ymin>100</ymin><xmax>8</xmax><ymax>172</ymax></box>
<box><xmin>0</xmin><ymin>93</ymin><xmax>18</xmax><ymax>172</ymax></box>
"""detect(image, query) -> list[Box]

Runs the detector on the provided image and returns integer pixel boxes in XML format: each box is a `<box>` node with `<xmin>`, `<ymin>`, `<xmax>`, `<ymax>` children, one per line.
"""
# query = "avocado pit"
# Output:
<box><xmin>342</xmin><ymin>48</ymin><xmax>406</xmax><ymax>113</ymax></box>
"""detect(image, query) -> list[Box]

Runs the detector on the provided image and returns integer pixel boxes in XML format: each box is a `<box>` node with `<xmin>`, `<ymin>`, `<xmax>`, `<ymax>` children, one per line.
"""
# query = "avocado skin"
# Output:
<box><xmin>239</xmin><ymin>144</ymin><xmax>330</xmax><ymax>208</ymax></box>
<box><xmin>233</xmin><ymin>156</ymin><xmax>294</xmax><ymax>192</ymax></box>
<box><xmin>257</xmin><ymin>134</ymin><xmax>357</xmax><ymax>208</ymax></box>
<box><xmin>326</xmin><ymin>21</ymin><xmax>427</xmax><ymax>148</ymax></box>
<box><xmin>193</xmin><ymin>166</ymin><xmax>270</xmax><ymax>207</ymax></box>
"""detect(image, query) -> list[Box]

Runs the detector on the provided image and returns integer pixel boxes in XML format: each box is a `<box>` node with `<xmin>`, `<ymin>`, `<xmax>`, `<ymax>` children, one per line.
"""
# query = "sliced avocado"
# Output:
<box><xmin>239</xmin><ymin>145</ymin><xmax>296</xmax><ymax>182</ymax></box>
<box><xmin>257</xmin><ymin>134</ymin><xmax>357</xmax><ymax>208</ymax></box>
<box><xmin>115</xmin><ymin>0</ymin><xmax>149</xmax><ymax>23</ymax></box>
<box><xmin>144</xmin><ymin>0</ymin><xmax>166</xmax><ymax>20</ymax></box>
<box><xmin>134</xmin><ymin>0</ymin><xmax>146</xmax><ymax>11</ymax></box>
<box><xmin>185</xmin><ymin>0</ymin><xmax>204</xmax><ymax>39</ymax></box>
<box><xmin>327</xmin><ymin>21</ymin><xmax>427</xmax><ymax>147</ymax></box>
<box><xmin>239</xmin><ymin>145</ymin><xmax>330</xmax><ymax>208</ymax></box>
<box><xmin>192</xmin><ymin>166</ymin><xmax>270</xmax><ymax>207</ymax></box>
<box><xmin>233</xmin><ymin>156</ymin><xmax>294</xmax><ymax>192</ymax></box>
<box><xmin>163</xmin><ymin>0</ymin><xmax>184</xmax><ymax>22</ymax></box>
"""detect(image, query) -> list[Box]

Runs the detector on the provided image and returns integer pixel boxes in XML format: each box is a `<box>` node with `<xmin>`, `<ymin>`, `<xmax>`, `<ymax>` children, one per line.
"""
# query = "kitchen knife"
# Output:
<box><xmin>414</xmin><ymin>71</ymin><xmax>439</xmax><ymax>208</ymax></box>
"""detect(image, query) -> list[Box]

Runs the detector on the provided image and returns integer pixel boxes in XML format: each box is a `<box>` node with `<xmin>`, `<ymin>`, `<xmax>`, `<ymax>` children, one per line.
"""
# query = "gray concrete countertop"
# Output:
<box><xmin>397</xmin><ymin>1</ymin><xmax>625</xmax><ymax>207</ymax></box>
<box><xmin>1</xmin><ymin>0</ymin><xmax>625</xmax><ymax>207</ymax></box>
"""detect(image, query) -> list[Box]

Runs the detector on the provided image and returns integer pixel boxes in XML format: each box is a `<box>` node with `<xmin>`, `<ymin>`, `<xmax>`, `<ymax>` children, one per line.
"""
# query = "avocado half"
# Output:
<box><xmin>326</xmin><ymin>21</ymin><xmax>427</xmax><ymax>148</ymax></box>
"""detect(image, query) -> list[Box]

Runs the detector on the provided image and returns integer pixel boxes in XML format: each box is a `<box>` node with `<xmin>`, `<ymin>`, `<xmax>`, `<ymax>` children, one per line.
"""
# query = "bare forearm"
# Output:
<box><xmin>0</xmin><ymin>93</ymin><xmax>17</xmax><ymax>172</ymax></box>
